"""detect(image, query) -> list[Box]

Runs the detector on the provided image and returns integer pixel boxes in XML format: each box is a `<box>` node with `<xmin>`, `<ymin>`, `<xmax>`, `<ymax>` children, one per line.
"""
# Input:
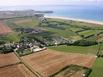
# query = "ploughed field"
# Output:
<box><xmin>0</xmin><ymin>21</ymin><xmax>12</xmax><ymax>35</ymax></box>
<box><xmin>0</xmin><ymin>64</ymin><xmax>37</xmax><ymax>77</ymax></box>
<box><xmin>22</xmin><ymin>49</ymin><xmax>96</xmax><ymax>77</ymax></box>
<box><xmin>0</xmin><ymin>52</ymin><xmax>20</xmax><ymax>67</ymax></box>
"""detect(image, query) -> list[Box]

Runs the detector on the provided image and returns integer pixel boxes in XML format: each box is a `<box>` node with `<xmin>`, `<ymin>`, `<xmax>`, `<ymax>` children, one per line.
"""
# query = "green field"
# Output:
<box><xmin>70</xmin><ymin>27</ymin><xmax>84</xmax><ymax>32</ymax></box>
<box><xmin>49</xmin><ymin>45</ymin><xmax>99</xmax><ymax>54</ymax></box>
<box><xmin>4</xmin><ymin>17</ymin><xmax>103</xmax><ymax>42</ymax></box>
<box><xmin>89</xmin><ymin>58</ymin><xmax>103</xmax><ymax>77</ymax></box>
<box><xmin>4</xmin><ymin>17</ymin><xmax>40</xmax><ymax>29</ymax></box>
<box><xmin>45</xmin><ymin>27</ymin><xmax>78</xmax><ymax>39</ymax></box>
<box><xmin>14</xmin><ymin>19</ymin><xmax>39</xmax><ymax>27</ymax></box>
<box><xmin>78</xmin><ymin>30</ymin><xmax>103</xmax><ymax>37</ymax></box>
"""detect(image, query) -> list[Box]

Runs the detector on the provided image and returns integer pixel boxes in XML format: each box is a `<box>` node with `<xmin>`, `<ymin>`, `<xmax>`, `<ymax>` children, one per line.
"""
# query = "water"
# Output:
<box><xmin>0</xmin><ymin>5</ymin><xmax>103</xmax><ymax>21</ymax></box>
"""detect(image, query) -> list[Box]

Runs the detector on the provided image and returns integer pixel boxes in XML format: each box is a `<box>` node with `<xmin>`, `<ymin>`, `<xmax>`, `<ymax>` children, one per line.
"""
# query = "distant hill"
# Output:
<box><xmin>0</xmin><ymin>10</ymin><xmax>52</xmax><ymax>19</ymax></box>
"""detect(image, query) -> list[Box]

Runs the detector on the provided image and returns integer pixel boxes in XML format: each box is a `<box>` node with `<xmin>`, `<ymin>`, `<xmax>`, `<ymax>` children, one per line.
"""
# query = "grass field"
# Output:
<box><xmin>49</xmin><ymin>45</ymin><xmax>99</xmax><ymax>54</ymax></box>
<box><xmin>69</xmin><ymin>27</ymin><xmax>84</xmax><ymax>32</ymax></box>
<box><xmin>44</xmin><ymin>27</ymin><xmax>82</xmax><ymax>41</ymax></box>
<box><xmin>4</xmin><ymin>17</ymin><xmax>40</xmax><ymax>29</ymax></box>
<box><xmin>4</xmin><ymin>17</ymin><xmax>103</xmax><ymax>42</ymax></box>
<box><xmin>14</xmin><ymin>18</ymin><xmax>39</xmax><ymax>28</ymax></box>
<box><xmin>78</xmin><ymin>30</ymin><xmax>103</xmax><ymax>37</ymax></box>
<box><xmin>89</xmin><ymin>58</ymin><xmax>103</xmax><ymax>77</ymax></box>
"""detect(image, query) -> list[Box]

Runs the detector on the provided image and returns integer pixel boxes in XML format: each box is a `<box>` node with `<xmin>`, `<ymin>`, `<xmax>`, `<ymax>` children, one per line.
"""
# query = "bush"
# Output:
<box><xmin>72</xmin><ymin>40</ymin><xmax>97</xmax><ymax>46</ymax></box>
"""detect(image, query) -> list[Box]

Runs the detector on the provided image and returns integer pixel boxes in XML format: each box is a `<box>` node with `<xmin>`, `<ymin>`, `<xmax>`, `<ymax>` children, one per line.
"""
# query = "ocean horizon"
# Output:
<box><xmin>0</xmin><ymin>5</ymin><xmax>103</xmax><ymax>22</ymax></box>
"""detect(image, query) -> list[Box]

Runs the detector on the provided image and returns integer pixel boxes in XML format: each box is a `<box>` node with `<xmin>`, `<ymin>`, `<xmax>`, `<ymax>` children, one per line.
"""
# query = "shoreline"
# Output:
<box><xmin>45</xmin><ymin>16</ymin><xmax>103</xmax><ymax>26</ymax></box>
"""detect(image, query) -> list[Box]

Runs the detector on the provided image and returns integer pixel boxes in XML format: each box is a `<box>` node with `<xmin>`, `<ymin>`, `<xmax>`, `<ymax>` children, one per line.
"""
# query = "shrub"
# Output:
<box><xmin>72</xmin><ymin>40</ymin><xmax>97</xmax><ymax>46</ymax></box>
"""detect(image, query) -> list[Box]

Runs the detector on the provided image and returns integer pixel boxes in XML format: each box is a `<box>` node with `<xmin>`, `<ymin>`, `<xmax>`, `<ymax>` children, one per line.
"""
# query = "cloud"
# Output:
<box><xmin>0</xmin><ymin>0</ymin><xmax>102</xmax><ymax>6</ymax></box>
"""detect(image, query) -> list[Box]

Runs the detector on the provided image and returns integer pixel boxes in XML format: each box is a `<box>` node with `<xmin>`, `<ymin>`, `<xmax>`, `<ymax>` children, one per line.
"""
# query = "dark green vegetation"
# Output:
<box><xmin>1</xmin><ymin>16</ymin><xmax>103</xmax><ymax>77</ymax></box>
<box><xmin>50</xmin><ymin>65</ymin><xmax>91</xmax><ymax>77</ymax></box>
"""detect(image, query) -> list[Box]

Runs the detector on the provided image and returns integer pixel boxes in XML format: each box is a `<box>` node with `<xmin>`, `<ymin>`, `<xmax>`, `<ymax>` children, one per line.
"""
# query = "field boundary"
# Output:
<box><xmin>14</xmin><ymin>51</ymin><xmax>43</xmax><ymax>77</ymax></box>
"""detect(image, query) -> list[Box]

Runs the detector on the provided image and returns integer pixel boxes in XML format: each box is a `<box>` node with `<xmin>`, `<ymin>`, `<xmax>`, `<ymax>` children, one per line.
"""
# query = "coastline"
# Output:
<box><xmin>45</xmin><ymin>16</ymin><xmax>103</xmax><ymax>26</ymax></box>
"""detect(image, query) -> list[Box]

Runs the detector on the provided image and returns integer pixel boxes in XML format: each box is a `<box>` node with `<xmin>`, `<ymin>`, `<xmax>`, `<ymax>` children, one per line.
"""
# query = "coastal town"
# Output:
<box><xmin>0</xmin><ymin>10</ymin><xmax>103</xmax><ymax>77</ymax></box>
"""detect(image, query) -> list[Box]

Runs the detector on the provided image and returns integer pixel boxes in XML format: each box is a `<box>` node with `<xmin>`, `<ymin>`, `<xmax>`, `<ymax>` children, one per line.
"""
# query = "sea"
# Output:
<box><xmin>0</xmin><ymin>5</ymin><xmax>103</xmax><ymax>21</ymax></box>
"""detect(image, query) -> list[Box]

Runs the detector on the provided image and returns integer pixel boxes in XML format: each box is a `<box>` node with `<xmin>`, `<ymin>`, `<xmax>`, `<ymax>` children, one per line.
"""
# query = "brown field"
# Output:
<box><xmin>0</xmin><ymin>64</ymin><xmax>37</xmax><ymax>77</ymax></box>
<box><xmin>22</xmin><ymin>49</ymin><xmax>96</xmax><ymax>77</ymax></box>
<box><xmin>97</xmin><ymin>34</ymin><xmax>103</xmax><ymax>42</ymax></box>
<box><xmin>0</xmin><ymin>21</ymin><xmax>12</xmax><ymax>35</ymax></box>
<box><xmin>0</xmin><ymin>52</ymin><xmax>20</xmax><ymax>67</ymax></box>
<box><xmin>53</xmin><ymin>69</ymin><xmax>85</xmax><ymax>77</ymax></box>
<box><xmin>14</xmin><ymin>19</ymin><xmax>33</xmax><ymax>24</ymax></box>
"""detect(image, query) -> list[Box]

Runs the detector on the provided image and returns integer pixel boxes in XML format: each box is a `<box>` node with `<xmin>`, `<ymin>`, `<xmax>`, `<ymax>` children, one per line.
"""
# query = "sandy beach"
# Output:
<box><xmin>45</xmin><ymin>16</ymin><xmax>103</xmax><ymax>26</ymax></box>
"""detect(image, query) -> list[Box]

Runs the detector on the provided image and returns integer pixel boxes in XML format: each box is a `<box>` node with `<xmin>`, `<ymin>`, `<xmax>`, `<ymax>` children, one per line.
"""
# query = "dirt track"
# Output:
<box><xmin>22</xmin><ymin>49</ymin><xmax>96</xmax><ymax>77</ymax></box>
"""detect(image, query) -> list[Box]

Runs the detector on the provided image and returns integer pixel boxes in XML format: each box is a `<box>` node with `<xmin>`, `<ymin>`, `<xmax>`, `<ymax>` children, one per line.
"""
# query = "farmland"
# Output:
<box><xmin>51</xmin><ymin>65</ymin><xmax>90</xmax><ymax>77</ymax></box>
<box><xmin>0</xmin><ymin>64</ymin><xmax>37</xmax><ymax>77</ymax></box>
<box><xmin>22</xmin><ymin>49</ymin><xmax>96</xmax><ymax>77</ymax></box>
<box><xmin>49</xmin><ymin>45</ymin><xmax>103</xmax><ymax>77</ymax></box>
<box><xmin>0</xmin><ymin>52</ymin><xmax>20</xmax><ymax>67</ymax></box>
<box><xmin>78</xmin><ymin>30</ymin><xmax>103</xmax><ymax>38</ymax></box>
<box><xmin>0</xmin><ymin>21</ymin><xmax>12</xmax><ymax>35</ymax></box>
<box><xmin>0</xmin><ymin>49</ymin><xmax>96</xmax><ymax>77</ymax></box>
<box><xmin>0</xmin><ymin>14</ymin><xmax>103</xmax><ymax>77</ymax></box>
<box><xmin>4</xmin><ymin>16</ymin><xmax>40</xmax><ymax>29</ymax></box>
<box><xmin>4</xmin><ymin>16</ymin><xmax>103</xmax><ymax>43</ymax></box>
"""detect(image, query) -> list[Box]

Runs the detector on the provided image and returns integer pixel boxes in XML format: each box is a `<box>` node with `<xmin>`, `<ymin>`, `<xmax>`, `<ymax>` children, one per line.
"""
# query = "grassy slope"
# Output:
<box><xmin>6</xmin><ymin>32</ymin><xmax>20</xmax><ymax>42</ymax></box>
<box><xmin>89</xmin><ymin>58</ymin><xmax>103</xmax><ymax>77</ymax></box>
<box><xmin>49</xmin><ymin>45</ymin><xmax>98</xmax><ymax>54</ymax></box>
<box><xmin>15</xmin><ymin>18</ymin><xmax>39</xmax><ymax>28</ymax></box>
<box><xmin>79</xmin><ymin>30</ymin><xmax>103</xmax><ymax>37</ymax></box>
<box><xmin>45</xmin><ymin>27</ymin><xmax>77</xmax><ymax>38</ymax></box>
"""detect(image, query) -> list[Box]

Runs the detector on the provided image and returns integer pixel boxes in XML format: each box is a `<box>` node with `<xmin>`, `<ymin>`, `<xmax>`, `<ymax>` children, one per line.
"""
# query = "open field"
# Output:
<box><xmin>14</xmin><ymin>18</ymin><xmax>39</xmax><ymax>27</ymax></box>
<box><xmin>78</xmin><ymin>30</ymin><xmax>103</xmax><ymax>38</ymax></box>
<box><xmin>44</xmin><ymin>27</ymin><xmax>80</xmax><ymax>40</ymax></box>
<box><xmin>3</xmin><ymin>17</ymin><xmax>40</xmax><ymax>30</ymax></box>
<box><xmin>96</xmin><ymin>34</ymin><xmax>103</xmax><ymax>42</ymax></box>
<box><xmin>49</xmin><ymin>45</ymin><xmax>99</xmax><ymax>54</ymax></box>
<box><xmin>0</xmin><ymin>64</ymin><xmax>37</xmax><ymax>77</ymax></box>
<box><xmin>0</xmin><ymin>52</ymin><xmax>20</xmax><ymax>67</ymax></box>
<box><xmin>0</xmin><ymin>21</ymin><xmax>12</xmax><ymax>35</ymax></box>
<box><xmin>1</xmin><ymin>16</ymin><xmax>103</xmax><ymax>77</ymax></box>
<box><xmin>51</xmin><ymin>65</ymin><xmax>90</xmax><ymax>77</ymax></box>
<box><xmin>4</xmin><ymin>16</ymin><xmax>103</xmax><ymax>42</ymax></box>
<box><xmin>89</xmin><ymin>58</ymin><xmax>103</xmax><ymax>77</ymax></box>
<box><xmin>49</xmin><ymin>45</ymin><xmax>103</xmax><ymax>77</ymax></box>
<box><xmin>69</xmin><ymin>27</ymin><xmax>84</xmax><ymax>32</ymax></box>
<box><xmin>22</xmin><ymin>49</ymin><xmax>96</xmax><ymax>77</ymax></box>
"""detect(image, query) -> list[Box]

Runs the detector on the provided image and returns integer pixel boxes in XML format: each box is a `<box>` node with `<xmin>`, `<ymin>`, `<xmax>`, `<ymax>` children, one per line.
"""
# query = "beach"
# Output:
<box><xmin>45</xmin><ymin>16</ymin><xmax>103</xmax><ymax>26</ymax></box>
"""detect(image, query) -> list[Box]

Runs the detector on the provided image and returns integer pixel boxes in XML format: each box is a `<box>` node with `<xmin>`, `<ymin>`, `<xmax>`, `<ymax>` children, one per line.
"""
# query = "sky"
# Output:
<box><xmin>0</xmin><ymin>0</ymin><xmax>102</xmax><ymax>6</ymax></box>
